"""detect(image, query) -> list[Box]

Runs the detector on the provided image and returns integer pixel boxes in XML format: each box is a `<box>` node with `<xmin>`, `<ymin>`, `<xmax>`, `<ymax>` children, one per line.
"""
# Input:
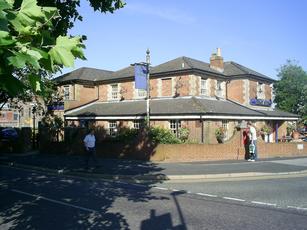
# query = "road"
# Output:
<box><xmin>1</xmin><ymin>166</ymin><xmax>307</xmax><ymax>230</ymax></box>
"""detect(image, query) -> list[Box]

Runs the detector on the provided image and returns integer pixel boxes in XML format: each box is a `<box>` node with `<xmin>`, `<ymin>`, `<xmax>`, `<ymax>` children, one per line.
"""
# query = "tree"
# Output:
<box><xmin>0</xmin><ymin>0</ymin><xmax>124</xmax><ymax>109</ymax></box>
<box><xmin>274</xmin><ymin>60</ymin><xmax>307</xmax><ymax>123</ymax></box>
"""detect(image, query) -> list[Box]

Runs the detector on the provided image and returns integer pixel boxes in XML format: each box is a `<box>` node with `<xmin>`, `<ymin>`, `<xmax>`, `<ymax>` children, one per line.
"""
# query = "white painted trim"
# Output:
<box><xmin>65</xmin><ymin>115</ymin><xmax>298</xmax><ymax>121</ymax></box>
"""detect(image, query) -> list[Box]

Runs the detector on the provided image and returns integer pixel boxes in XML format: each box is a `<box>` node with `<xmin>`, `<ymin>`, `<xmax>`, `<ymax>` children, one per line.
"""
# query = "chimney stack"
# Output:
<box><xmin>210</xmin><ymin>48</ymin><xmax>224</xmax><ymax>72</ymax></box>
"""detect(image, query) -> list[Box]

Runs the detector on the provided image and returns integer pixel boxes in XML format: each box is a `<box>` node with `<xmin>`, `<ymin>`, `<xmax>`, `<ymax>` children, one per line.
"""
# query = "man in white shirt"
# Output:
<box><xmin>247</xmin><ymin>122</ymin><xmax>258</xmax><ymax>161</ymax></box>
<box><xmin>83</xmin><ymin>129</ymin><xmax>97</xmax><ymax>169</ymax></box>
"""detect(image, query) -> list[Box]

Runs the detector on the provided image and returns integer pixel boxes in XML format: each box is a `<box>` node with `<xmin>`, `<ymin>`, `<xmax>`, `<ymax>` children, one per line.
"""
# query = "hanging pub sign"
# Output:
<box><xmin>47</xmin><ymin>102</ymin><xmax>64</xmax><ymax>111</ymax></box>
<box><xmin>249</xmin><ymin>98</ymin><xmax>272</xmax><ymax>107</ymax></box>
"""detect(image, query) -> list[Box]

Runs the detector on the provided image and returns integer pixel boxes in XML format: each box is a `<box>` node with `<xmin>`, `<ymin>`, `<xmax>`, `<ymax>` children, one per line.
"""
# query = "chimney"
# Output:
<box><xmin>210</xmin><ymin>48</ymin><xmax>224</xmax><ymax>72</ymax></box>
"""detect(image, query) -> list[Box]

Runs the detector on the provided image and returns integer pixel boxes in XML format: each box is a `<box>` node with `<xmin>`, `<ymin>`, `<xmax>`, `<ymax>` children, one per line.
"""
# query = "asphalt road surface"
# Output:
<box><xmin>1</xmin><ymin>166</ymin><xmax>307</xmax><ymax>230</ymax></box>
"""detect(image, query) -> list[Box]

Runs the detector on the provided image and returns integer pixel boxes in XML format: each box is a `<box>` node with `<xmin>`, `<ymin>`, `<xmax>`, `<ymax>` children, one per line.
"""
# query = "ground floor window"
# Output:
<box><xmin>133</xmin><ymin>120</ymin><xmax>141</xmax><ymax>129</ymax></box>
<box><xmin>169</xmin><ymin>120</ymin><xmax>181</xmax><ymax>136</ymax></box>
<box><xmin>108</xmin><ymin>121</ymin><xmax>117</xmax><ymax>136</ymax></box>
<box><xmin>222</xmin><ymin>120</ymin><xmax>228</xmax><ymax>138</ymax></box>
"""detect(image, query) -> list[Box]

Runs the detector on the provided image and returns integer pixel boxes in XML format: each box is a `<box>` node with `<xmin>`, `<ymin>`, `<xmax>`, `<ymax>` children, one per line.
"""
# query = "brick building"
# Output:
<box><xmin>54</xmin><ymin>49</ymin><xmax>298</xmax><ymax>143</ymax></box>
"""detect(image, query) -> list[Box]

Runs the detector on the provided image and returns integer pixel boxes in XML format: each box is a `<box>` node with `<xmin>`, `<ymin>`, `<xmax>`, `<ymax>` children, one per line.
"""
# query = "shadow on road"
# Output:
<box><xmin>0</xmin><ymin>157</ymin><xmax>188</xmax><ymax>229</ymax></box>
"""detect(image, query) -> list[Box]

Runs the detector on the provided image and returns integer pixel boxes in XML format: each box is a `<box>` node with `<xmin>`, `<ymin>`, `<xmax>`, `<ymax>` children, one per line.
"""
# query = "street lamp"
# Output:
<box><xmin>132</xmin><ymin>49</ymin><xmax>151</xmax><ymax>127</ymax></box>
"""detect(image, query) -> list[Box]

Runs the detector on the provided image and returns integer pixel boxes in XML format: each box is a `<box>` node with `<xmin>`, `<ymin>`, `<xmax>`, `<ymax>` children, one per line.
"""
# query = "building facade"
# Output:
<box><xmin>54</xmin><ymin>49</ymin><xmax>298</xmax><ymax>143</ymax></box>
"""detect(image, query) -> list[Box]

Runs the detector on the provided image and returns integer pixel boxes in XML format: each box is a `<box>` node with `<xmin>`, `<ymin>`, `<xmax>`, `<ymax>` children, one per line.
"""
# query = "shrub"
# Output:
<box><xmin>149</xmin><ymin>127</ymin><xmax>181</xmax><ymax>144</ymax></box>
<box><xmin>116</xmin><ymin>127</ymin><xmax>138</xmax><ymax>142</ymax></box>
<box><xmin>178</xmin><ymin>127</ymin><xmax>190</xmax><ymax>142</ymax></box>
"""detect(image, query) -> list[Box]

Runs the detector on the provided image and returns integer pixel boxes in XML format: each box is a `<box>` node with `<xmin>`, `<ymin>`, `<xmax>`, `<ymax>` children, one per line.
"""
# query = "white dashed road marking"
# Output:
<box><xmin>251</xmin><ymin>201</ymin><xmax>277</xmax><ymax>206</ymax></box>
<box><xmin>223</xmin><ymin>197</ymin><xmax>245</xmax><ymax>202</ymax></box>
<box><xmin>196</xmin><ymin>193</ymin><xmax>218</xmax><ymax>198</ymax></box>
<box><xmin>12</xmin><ymin>189</ymin><xmax>98</xmax><ymax>213</ymax></box>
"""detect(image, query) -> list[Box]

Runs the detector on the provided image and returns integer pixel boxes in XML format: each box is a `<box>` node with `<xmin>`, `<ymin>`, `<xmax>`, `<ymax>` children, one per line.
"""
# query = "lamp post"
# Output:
<box><xmin>146</xmin><ymin>49</ymin><xmax>150</xmax><ymax>127</ymax></box>
<box><xmin>132</xmin><ymin>49</ymin><xmax>151</xmax><ymax>128</ymax></box>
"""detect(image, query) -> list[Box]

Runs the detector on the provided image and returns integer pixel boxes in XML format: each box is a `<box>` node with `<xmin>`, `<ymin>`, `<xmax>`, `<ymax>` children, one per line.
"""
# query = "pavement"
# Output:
<box><xmin>1</xmin><ymin>151</ymin><xmax>307</xmax><ymax>182</ymax></box>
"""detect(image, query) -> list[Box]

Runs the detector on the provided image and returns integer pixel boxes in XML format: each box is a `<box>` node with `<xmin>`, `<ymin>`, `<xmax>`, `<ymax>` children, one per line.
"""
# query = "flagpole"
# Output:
<box><xmin>146</xmin><ymin>49</ymin><xmax>150</xmax><ymax>128</ymax></box>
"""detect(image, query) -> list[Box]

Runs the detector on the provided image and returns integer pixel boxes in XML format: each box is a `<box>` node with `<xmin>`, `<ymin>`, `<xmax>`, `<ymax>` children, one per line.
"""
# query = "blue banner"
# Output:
<box><xmin>134</xmin><ymin>64</ymin><xmax>148</xmax><ymax>90</ymax></box>
<box><xmin>250</xmin><ymin>98</ymin><xmax>272</xmax><ymax>107</ymax></box>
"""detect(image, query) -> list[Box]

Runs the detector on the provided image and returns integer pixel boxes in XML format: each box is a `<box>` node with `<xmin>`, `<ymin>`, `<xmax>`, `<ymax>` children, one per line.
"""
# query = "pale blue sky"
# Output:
<box><xmin>60</xmin><ymin>0</ymin><xmax>307</xmax><ymax>79</ymax></box>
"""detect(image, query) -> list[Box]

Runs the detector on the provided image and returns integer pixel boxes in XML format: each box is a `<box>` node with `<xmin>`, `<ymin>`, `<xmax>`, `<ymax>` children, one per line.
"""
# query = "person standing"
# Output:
<box><xmin>247</xmin><ymin>122</ymin><xmax>258</xmax><ymax>161</ymax></box>
<box><xmin>83</xmin><ymin>129</ymin><xmax>97</xmax><ymax>169</ymax></box>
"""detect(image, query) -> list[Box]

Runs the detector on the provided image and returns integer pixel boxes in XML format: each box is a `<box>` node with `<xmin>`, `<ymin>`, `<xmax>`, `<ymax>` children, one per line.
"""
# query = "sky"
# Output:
<box><xmin>60</xmin><ymin>0</ymin><xmax>307</xmax><ymax>80</ymax></box>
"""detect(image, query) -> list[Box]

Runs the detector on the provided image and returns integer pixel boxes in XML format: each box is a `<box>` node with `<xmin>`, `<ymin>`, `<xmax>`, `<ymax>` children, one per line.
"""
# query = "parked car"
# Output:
<box><xmin>0</xmin><ymin>128</ymin><xmax>18</xmax><ymax>140</ymax></box>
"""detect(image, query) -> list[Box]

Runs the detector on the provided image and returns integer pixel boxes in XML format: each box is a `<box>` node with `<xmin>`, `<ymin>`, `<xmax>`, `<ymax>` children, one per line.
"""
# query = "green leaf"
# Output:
<box><xmin>0</xmin><ymin>30</ymin><xmax>15</xmax><ymax>46</ymax></box>
<box><xmin>0</xmin><ymin>0</ymin><xmax>12</xmax><ymax>11</ymax></box>
<box><xmin>29</xmin><ymin>74</ymin><xmax>41</xmax><ymax>92</ymax></box>
<box><xmin>8</xmin><ymin>51</ymin><xmax>40</xmax><ymax>69</ymax></box>
<box><xmin>48</xmin><ymin>36</ymin><xmax>83</xmax><ymax>67</ymax></box>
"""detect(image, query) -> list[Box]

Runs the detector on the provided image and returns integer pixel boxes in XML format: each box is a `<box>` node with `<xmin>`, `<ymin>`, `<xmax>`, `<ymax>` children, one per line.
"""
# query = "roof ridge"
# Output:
<box><xmin>182</xmin><ymin>56</ymin><xmax>194</xmax><ymax>68</ymax></box>
<box><xmin>229</xmin><ymin>61</ymin><xmax>251</xmax><ymax>74</ymax></box>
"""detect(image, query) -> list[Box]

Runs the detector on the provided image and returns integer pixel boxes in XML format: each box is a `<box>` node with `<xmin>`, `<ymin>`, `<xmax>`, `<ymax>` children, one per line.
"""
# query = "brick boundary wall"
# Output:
<box><xmin>150</xmin><ymin>131</ymin><xmax>307</xmax><ymax>162</ymax></box>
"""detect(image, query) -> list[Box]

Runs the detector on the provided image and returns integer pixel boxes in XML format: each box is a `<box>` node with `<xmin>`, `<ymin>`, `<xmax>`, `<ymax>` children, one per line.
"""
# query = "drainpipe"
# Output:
<box><xmin>200</xmin><ymin>114</ymin><xmax>204</xmax><ymax>143</ymax></box>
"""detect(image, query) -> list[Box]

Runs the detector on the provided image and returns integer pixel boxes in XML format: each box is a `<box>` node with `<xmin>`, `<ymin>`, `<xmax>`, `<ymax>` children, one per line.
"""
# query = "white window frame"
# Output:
<box><xmin>169</xmin><ymin>120</ymin><xmax>181</xmax><ymax>135</ymax></box>
<box><xmin>216</xmin><ymin>80</ymin><xmax>223</xmax><ymax>97</ymax></box>
<box><xmin>111</xmin><ymin>84</ymin><xmax>119</xmax><ymax>100</ymax></box>
<box><xmin>63</xmin><ymin>85</ymin><xmax>70</xmax><ymax>100</ymax></box>
<box><xmin>137</xmin><ymin>88</ymin><xmax>147</xmax><ymax>98</ymax></box>
<box><xmin>133</xmin><ymin>120</ymin><xmax>141</xmax><ymax>129</ymax></box>
<box><xmin>222</xmin><ymin>120</ymin><xmax>228</xmax><ymax>138</ymax></box>
<box><xmin>108</xmin><ymin>121</ymin><xmax>117</xmax><ymax>137</ymax></box>
<box><xmin>257</xmin><ymin>82</ymin><xmax>265</xmax><ymax>99</ymax></box>
<box><xmin>201</xmin><ymin>78</ymin><xmax>207</xmax><ymax>96</ymax></box>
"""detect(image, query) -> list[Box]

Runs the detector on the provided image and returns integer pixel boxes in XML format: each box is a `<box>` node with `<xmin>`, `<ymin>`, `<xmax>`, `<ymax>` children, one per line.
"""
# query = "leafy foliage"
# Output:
<box><xmin>149</xmin><ymin>127</ymin><xmax>181</xmax><ymax>144</ymax></box>
<box><xmin>0</xmin><ymin>0</ymin><xmax>124</xmax><ymax>109</ymax></box>
<box><xmin>274</xmin><ymin>60</ymin><xmax>307</xmax><ymax>123</ymax></box>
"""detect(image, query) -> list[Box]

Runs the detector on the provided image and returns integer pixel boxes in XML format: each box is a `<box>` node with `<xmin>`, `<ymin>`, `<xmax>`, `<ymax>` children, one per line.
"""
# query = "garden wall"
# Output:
<box><xmin>150</xmin><ymin>131</ymin><xmax>307</xmax><ymax>162</ymax></box>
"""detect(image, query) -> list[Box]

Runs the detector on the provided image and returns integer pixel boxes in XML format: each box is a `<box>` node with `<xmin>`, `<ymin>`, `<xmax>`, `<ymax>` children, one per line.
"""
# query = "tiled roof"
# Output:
<box><xmin>55</xmin><ymin>67</ymin><xmax>113</xmax><ymax>83</ymax></box>
<box><xmin>223</xmin><ymin>62</ymin><xmax>273</xmax><ymax>81</ymax></box>
<box><xmin>65</xmin><ymin>97</ymin><xmax>272</xmax><ymax>117</ymax></box>
<box><xmin>54</xmin><ymin>57</ymin><xmax>274</xmax><ymax>83</ymax></box>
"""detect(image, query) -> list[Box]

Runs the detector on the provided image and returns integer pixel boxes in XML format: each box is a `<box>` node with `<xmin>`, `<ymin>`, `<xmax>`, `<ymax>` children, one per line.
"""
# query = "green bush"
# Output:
<box><xmin>178</xmin><ymin>127</ymin><xmax>190</xmax><ymax>142</ymax></box>
<box><xmin>149</xmin><ymin>127</ymin><xmax>181</xmax><ymax>144</ymax></box>
<box><xmin>116</xmin><ymin>127</ymin><xmax>138</xmax><ymax>142</ymax></box>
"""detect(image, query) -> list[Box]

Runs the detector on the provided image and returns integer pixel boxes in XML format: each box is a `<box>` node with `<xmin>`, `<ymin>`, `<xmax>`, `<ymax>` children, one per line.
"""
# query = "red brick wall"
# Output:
<box><xmin>98</xmin><ymin>84</ymin><xmax>108</xmax><ymax>101</ymax></box>
<box><xmin>150</xmin><ymin>78</ymin><xmax>159</xmax><ymax>98</ymax></box>
<box><xmin>162</xmin><ymin>78</ymin><xmax>172</xmax><ymax>96</ymax></box>
<box><xmin>64</xmin><ymin>84</ymin><xmax>98</xmax><ymax>110</ymax></box>
<box><xmin>228</xmin><ymin>79</ymin><xmax>244</xmax><ymax>104</ymax></box>
<box><xmin>151</xmin><ymin>131</ymin><xmax>307</xmax><ymax>162</ymax></box>
<box><xmin>249</xmin><ymin>80</ymin><xmax>257</xmax><ymax>99</ymax></box>
<box><xmin>121</xmin><ymin>81</ymin><xmax>133</xmax><ymax>100</ymax></box>
<box><xmin>265</xmin><ymin>84</ymin><xmax>272</xmax><ymax>100</ymax></box>
<box><xmin>175</xmin><ymin>75</ymin><xmax>190</xmax><ymax>96</ymax></box>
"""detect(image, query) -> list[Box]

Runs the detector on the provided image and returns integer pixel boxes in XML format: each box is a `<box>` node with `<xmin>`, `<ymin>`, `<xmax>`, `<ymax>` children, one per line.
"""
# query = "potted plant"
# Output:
<box><xmin>215</xmin><ymin>127</ymin><xmax>225</xmax><ymax>143</ymax></box>
<box><xmin>261</xmin><ymin>125</ymin><xmax>272</xmax><ymax>142</ymax></box>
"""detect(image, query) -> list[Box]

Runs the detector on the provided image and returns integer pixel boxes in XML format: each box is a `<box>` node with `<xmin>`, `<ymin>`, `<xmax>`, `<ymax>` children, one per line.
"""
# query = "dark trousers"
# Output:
<box><xmin>84</xmin><ymin>147</ymin><xmax>97</xmax><ymax>168</ymax></box>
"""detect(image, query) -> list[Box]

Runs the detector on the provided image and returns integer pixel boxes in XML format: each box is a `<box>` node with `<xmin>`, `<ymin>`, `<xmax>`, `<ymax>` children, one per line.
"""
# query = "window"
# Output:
<box><xmin>111</xmin><ymin>84</ymin><xmax>119</xmax><ymax>100</ymax></box>
<box><xmin>216</xmin><ymin>80</ymin><xmax>222</xmax><ymax>90</ymax></box>
<box><xmin>13</xmin><ymin>113</ymin><xmax>18</xmax><ymax>121</ymax></box>
<box><xmin>169</xmin><ymin>120</ymin><xmax>181</xmax><ymax>135</ymax></box>
<box><xmin>108</xmin><ymin>121</ymin><xmax>117</xmax><ymax>136</ymax></box>
<box><xmin>216</xmin><ymin>80</ymin><xmax>223</xmax><ymax>97</ymax></box>
<box><xmin>222</xmin><ymin>120</ymin><xmax>228</xmax><ymax>138</ymax></box>
<box><xmin>63</xmin><ymin>86</ymin><xmax>70</xmax><ymax>100</ymax></box>
<box><xmin>201</xmin><ymin>78</ymin><xmax>207</xmax><ymax>95</ymax></box>
<box><xmin>133</xmin><ymin>120</ymin><xmax>141</xmax><ymax>129</ymax></box>
<box><xmin>257</xmin><ymin>82</ymin><xmax>265</xmax><ymax>99</ymax></box>
<box><xmin>137</xmin><ymin>89</ymin><xmax>147</xmax><ymax>98</ymax></box>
